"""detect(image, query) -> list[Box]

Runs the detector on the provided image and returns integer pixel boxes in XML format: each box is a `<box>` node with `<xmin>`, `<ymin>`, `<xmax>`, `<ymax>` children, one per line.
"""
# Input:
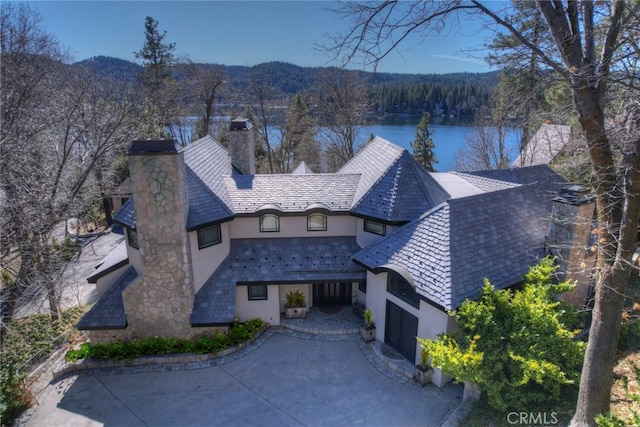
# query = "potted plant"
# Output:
<box><xmin>284</xmin><ymin>289</ymin><xmax>306</xmax><ymax>319</ymax></box>
<box><xmin>359</xmin><ymin>308</ymin><xmax>376</xmax><ymax>342</ymax></box>
<box><xmin>414</xmin><ymin>337</ymin><xmax>434</xmax><ymax>386</ymax></box>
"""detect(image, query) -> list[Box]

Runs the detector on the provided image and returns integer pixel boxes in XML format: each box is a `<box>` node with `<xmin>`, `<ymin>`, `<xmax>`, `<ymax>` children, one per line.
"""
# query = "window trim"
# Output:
<box><xmin>259</xmin><ymin>214</ymin><xmax>280</xmax><ymax>232</ymax></box>
<box><xmin>307</xmin><ymin>212</ymin><xmax>327</xmax><ymax>231</ymax></box>
<box><xmin>364</xmin><ymin>219</ymin><xmax>386</xmax><ymax>236</ymax></box>
<box><xmin>248</xmin><ymin>284</ymin><xmax>268</xmax><ymax>301</ymax></box>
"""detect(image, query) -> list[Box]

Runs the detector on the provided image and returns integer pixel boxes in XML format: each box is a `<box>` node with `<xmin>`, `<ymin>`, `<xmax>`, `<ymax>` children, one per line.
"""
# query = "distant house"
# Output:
<box><xmin>512</xmin><ymin>124</ymin><xmax>579</xmax><ymax>167</ymax></box>
<box><xmin>78</xmin><ymin>118</ymin><xmax>595</xmax><ymax>387</ymax></box>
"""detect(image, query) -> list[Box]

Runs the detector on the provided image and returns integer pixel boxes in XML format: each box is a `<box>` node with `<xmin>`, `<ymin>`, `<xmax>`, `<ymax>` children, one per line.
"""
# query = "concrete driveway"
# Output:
<box><xmin>23</xmin><ymin>333</ymin><xmax>462</xmax><ymax>427</ymax></box>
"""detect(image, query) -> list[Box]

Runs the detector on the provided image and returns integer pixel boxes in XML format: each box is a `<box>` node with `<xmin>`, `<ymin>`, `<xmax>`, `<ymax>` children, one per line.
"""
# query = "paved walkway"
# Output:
<box><xmin>19</xmin><ymin>327</ymin><xmax>464</xmax><ymax>427</ymax></box>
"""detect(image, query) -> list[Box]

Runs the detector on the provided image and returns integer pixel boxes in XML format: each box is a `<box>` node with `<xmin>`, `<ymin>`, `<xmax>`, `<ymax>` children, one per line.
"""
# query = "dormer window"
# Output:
<box><xmin>364</xmin><ymin>219</ymin><xmax>386</xmax><ymax>236</ymax></box>
<box><xmin>260</xmin><ymin>214</ymin><xmax>280</xmax><ymax>232</ymax></box>
<box><xmin>307</xmin><ymin>213</ymin><xmax>327</xmax><ymax>231</ymax></box>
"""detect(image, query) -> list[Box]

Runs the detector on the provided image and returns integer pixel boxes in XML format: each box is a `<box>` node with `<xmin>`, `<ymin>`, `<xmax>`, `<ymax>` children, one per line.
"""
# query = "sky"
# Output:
<box><xmin>24</xmin><ymin>1</ymin><xmax>499</xmax><ymax>75</ymax></box>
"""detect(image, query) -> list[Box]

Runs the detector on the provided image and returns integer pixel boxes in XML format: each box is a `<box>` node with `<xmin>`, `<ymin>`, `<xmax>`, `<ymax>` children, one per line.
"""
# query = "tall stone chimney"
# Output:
<box><xmin>122</xmin><ymin>139</ymin><xmax>195</xmax><ymax>339</ymax></box>
<box><xmin>545</xmin><ymin>185</ymin><xmax>596</xmax><ymax>306</ymax></box>
<box><xmin>228</xmin><ymin>118</ymin><xmax>256</xmax><ymax>175</ymax></box>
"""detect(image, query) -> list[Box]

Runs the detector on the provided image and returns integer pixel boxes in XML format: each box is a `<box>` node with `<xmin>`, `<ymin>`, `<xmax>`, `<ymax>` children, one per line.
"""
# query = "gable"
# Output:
<box><xmin>340</xmin><ymin>137</ymin><xmax>450</xmax><ymax>223</ymax></box>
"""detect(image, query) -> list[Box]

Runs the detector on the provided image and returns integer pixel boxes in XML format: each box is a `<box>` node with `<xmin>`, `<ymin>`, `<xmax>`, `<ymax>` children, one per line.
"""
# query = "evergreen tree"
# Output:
<box><xmin>134</xmin><ymin>16</ymin><xmax>180</xmax><ymax>139</ymax></box>
<box><xmin>135</xmin><ymin>16</ymin><xmax>175</xmax><ymax>84</ymax></box>
<box><xmin>284</xmin><ymin>93</ymin><xmax>320</xmax><ymax>172</ymax></box>
<box><xmin>411</xmin><ymin>112</ymin><xmax>437</xmax><ymax>171</ymax></box>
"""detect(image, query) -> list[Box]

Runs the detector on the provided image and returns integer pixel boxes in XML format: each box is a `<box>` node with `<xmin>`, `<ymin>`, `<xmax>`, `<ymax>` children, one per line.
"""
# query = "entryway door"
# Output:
<box><xmin>385</xmin><ymin>300</ymin><xmax>418</xmax><ymax>362</ymax></box>
<box><xmin>313</xmin><ymin>282</ymin><xmax>352</xmax><ymax>306</ymax></box>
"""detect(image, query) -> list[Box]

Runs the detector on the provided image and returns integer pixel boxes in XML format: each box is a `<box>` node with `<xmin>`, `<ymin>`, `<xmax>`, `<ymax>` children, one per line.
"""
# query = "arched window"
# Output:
<box><xmin>307</xmin><ymin>213</ymin><xmax>327</xmax><ymax>231</ymax></box>
<box><xmin>387</xmin><ymin>271</ymin><xmax>419</xmax><ymax>308</ymax></box>
<box><xmin>259</xmin><ymin>214</ymin><xmax>280</xmax><ymax>232</ymax></box>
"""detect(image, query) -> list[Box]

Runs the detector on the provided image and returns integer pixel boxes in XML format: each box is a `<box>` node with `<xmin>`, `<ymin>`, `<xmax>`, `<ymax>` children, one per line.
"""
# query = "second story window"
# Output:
<box><xmin>307</xmin><ymin>213</ymin><xmax>327</xmax><ymax>231</ymax></box>
<box><xmin>364</xmin><ymin>219</ymin><xmax>386</xmax><ymax>236</ymax></box>
<box><xmin>197</xmin><ymin>224</ymin><xmax>221</xmax><ymax>249</ymax></box>
<box><xmin>260</xmin><ymin>214</ymin><xmax>280</xmax><ymax>232</ymax></box>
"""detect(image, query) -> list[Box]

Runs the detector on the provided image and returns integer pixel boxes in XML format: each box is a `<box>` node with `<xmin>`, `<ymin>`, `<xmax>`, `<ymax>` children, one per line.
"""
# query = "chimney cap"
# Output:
<box><xmin>230</xmin><ymin>118</ymin><xmax>253</xmax><ymax>131</ymax></box>
<box><xmin>129</xmin><ymin>139</ymin><xmax>179</xmax><ymax>155</ymax></box>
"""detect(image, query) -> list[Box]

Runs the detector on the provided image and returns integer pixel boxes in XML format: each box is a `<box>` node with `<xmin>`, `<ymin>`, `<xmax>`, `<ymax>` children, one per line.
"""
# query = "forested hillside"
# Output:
<box><xmin>76</xmin><ymin>57</ymin><xmax>497</xmax><ymax>117</ymax></box>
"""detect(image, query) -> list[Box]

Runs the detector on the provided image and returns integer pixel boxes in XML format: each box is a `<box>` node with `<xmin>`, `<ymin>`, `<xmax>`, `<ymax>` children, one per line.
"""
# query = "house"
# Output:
<box><xmin>512</xmin><ymin>123</ymin><xmax>579</xmax><ymax>167</ymax></box>
<box><xmin>78</xmin><ymin>118</ymin><xmax>595</xmax><ymax>387</ymax></box>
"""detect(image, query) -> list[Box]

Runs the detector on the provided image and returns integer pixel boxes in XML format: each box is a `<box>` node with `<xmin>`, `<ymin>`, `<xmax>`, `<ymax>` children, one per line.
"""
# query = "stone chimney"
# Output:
<box><xmin>228</xmin><ymin>118</ymin><xmax>256</xmax><ymax>175</ymax></box>
<box><xmin>122</xmin><ymin>139</ymin><xmax>195</xmax><ymax>339</ymax></box>
<box><xmin>545</xmin><ymin>185</ymin><xmax>596</xmax><ymax>306</ymax></box>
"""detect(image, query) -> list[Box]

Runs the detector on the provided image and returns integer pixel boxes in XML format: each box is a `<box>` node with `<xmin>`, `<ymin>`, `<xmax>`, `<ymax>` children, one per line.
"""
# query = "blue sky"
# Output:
<box><xmin>26</xmin><ymin>1</ymin><xmax>498</xmax><ymax>74</ymax></box>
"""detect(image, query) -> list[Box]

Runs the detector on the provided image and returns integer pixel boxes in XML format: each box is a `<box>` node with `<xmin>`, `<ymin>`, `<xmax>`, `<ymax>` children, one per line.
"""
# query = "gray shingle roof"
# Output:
<box><xmin>87</xmin><ymin>238</ymin><xmax>129</xmax><ymax>284</ymax></box>
<box><xmin>339</xmin><ymin>137</ymin><xmax>449</xmax><ymax>222</ymax></box>
<box><xmin>462</xmin><ymin>164</ymin><xmax>565</xmax><ymax>187</ymax></box>
<box><xmin>191</xmin><ymin>237</ymin><xmax>366</xmax><ymax>325</ymax></box>
<box><xmin>352</xmin><ymin>151</ymin><xmax>450</xmax><ymax>222</ymax></box>
<box><xmin>186</xmin><ymin>167</ymin><xmax>234</xmax><ymax>229</ymax></box>
<box><xmin>77</xmin><ymin>267</ymin><xmax>138</xmax><ymax>330</ymax></box>
<box><xmin>291</xmin><ymin>161</ymin><xmax>315</xmax><ymax>174</ymax></box>
<box><xmin>222</xmin><ymin>174</ymin><xmax>360</xmax><ymax>214</ymax></box>
<box><xmin>449</xmin><ymin>172</ymin><xmax>521</xmax><ymax>194</ymax></box>
<box><xmin>354</xmin><ymin>176</ymin><xmax>562</xmax><ymax>310</ymax></box>
<box><xmin>113</xmin><ymin>134</ymin><xmax>452</xmax><ymax>230</ymax></box>
<box><xmin>338</xmin><ymin>137</ymin><xmax>405</xmax><ymax>203</ymax></box>
<box><xmin>512</xmin><ymin>124</ymin><xmax>574</xmax><ymax>167</ymax></box>
<box><xmin>113</xmin><ymin>198</ymin><xmax>136</xmax><ymax>229</ymax></box>
<box><xmin>182</xmin><ymin>135</ymin><xmax>235</xmax><ymax>209</ymax></box>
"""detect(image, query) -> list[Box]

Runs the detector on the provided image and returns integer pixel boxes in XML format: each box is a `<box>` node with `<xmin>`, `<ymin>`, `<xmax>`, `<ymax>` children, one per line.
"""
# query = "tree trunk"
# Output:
<box><xmin>573</xmin><ymin>265</ymin><xmax>626</xmax><ymax>426</ymax></box>
<box><xmin>102</xmin><ymin>196</ymin><xmax>113</xmax><ymax>227</ymax></box>
<box><xmin>570</xmin><ymin>81</ymin><xmax>640</xmax><ymax>425</ymax></box>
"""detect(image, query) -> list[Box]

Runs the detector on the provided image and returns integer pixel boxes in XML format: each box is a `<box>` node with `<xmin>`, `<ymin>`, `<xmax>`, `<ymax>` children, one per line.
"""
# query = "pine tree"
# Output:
<box><xmin>134</xmin><ymin>16</ymin><xmax>180</xmax><ymax>139</ymax></box>
<box><xmin>411</xmin><ymin>112</ymin><xmax>437</xmax><ymax>172</ymax></box>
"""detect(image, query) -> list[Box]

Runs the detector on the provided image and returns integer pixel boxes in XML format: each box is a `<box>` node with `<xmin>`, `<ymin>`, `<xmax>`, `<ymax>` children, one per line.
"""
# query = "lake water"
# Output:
<box><xmin>176</xmin><ymin>115</ymin><xmax>522</xmax><ymax>172</ymax></box>
<box><xmin>355</xmin><ymin>115</ymin><xmax>522</xmax><ymax>172</ymax></box>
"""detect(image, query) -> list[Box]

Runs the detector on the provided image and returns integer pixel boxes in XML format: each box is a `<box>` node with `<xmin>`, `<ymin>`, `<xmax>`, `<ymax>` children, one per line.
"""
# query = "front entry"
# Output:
<box><xmin>385</xmin><ymin>300</ymin><xmax>418</xmax><ymax>362</ymax></box>
<box><xmin>313</xmin><ymin>282</ymin><xmax>352</xmax><ymax>306</ymax></box>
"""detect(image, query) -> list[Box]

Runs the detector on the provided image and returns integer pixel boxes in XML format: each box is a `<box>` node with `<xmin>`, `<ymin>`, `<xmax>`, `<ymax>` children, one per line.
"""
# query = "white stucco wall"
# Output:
<box><xmin>363</xmin><ymin>270</ymin><xmax>454</xmax><ymax>388</ymax></box>
<box><xmin>235</xmin><ymin>284</ymin><xmax>281</xmax><ymax>325</ymax></box>
<box><xmin>416</xmin><ymin>300</ymin><xmax>455</xmax><ymax>387</ymax></box>
<box><xmin>95</xmin><ymin>264</ymin><xmax>130</xmax><ymax>299</ymax></box>
<box><xmin>189</xmin><ymin>222</ymin><xmax>231</xmax><ymax>293</ymax></box>
<box><xmin>228</xmin><ymin>214</ymin><xmax>357</xmax><ymax>239</ymax></box>
<box><xmin>355</xmin><ymin>218</ymin><xmax>396</xmax><ymax>247</ymax></box>
<box><xmin>363</xmin><ymin>271</ymin><xmax>389</xmax><ymax>341</ymax></box>
<box><xmin>126</xmin><ymin>243</ymin><xmax>142</xmax><ymax>273</ymax></box>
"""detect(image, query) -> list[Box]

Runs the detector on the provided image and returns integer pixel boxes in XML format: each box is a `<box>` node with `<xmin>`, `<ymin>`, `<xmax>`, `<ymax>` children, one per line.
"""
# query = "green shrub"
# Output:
<box><xmin>65</xmin><ymin>318</ymin><xmax>266</xmax><ymax>362</ymax></box>
<box><xmin>595</xmin><ymin>362</ymin><xmax>640</xmax><ymax>427</ymax></box>
<box><xmin>51</xmin><ymin>236</ymin><xmax>78</xmax><ymax>261</ymax></box>
<box><xmin>285</xmin><ymin>290</ymin><xmax>305</xmax><ymax>307</ymax></box>
<box><xmin>0</xmin><ymin>364</ymin><xmax>28</xmax><ymax>425</ymax></box>
<box><xmin>423</xmin><ymin>257</ymin><xmax>586</xmax><ymax>412</ymax></box>
<box><xmin>1</xmin><ymin>307</ymin><xmax>85</xmax><ymax>425</ymax></box>
<box><xmin>619</xmin><ymin>319</ymin><xmax>640</xmax><ymax>351</ymax></box>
